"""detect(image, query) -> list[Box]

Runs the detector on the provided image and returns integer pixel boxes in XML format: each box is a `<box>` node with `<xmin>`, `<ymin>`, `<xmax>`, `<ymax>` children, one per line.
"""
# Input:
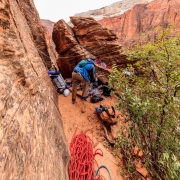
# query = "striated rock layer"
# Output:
<box><xmin>53</xmin><ymin>17</ymin><xmax>127</xmax><ymax>78</ymax></box>
<box><xmin>99</xmin><ymin>0</ymin><xmax>180</xmax><ymax>46</ymax></box>
<box><xmin>0</xmin><ymin>0</ymin><xmax>69</xmax><ymax>179</ymax></box>
<box><xmin>74</xmin><ymin>0</ymin><xmax>152</xmax><ymax>21</ymax></box>
<box><xmin>53</xmin><ymin>19</ymin><xmax>94</xmax><ymax>78</ymax></box>
<box><xmin>41</xmin><ymin>19</ymin><xmax>58</xmax><ymax>66</ymax></box>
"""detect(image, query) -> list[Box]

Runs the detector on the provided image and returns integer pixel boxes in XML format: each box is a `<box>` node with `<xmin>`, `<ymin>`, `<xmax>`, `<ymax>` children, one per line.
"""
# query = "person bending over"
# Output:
<box><xmin>72</xmin><ymin>58</ymin><xmax>97</xmax><ymax>104</ymax></box>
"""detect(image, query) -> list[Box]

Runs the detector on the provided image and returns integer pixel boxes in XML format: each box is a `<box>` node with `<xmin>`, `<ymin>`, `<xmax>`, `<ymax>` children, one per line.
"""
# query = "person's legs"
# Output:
<box><xmin>72</xmin><ymin>72</ymin><xmax>79</xmax><ymax>103</ymax></box>
<box><xmin>72</xmin><ymin>72</ymin><xmax>85</xmax><ymax>103</ymax></box>
<box><xmin>82</xmin><ymin>81</ymin><xmax>90</xmax><ymax>98</ymax></box>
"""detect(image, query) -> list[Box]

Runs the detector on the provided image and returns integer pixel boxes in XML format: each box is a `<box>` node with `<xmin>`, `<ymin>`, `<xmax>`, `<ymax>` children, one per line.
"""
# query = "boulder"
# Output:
<box><xmin>53</xmin><ymin>19</ymin><xmax>94</xmax><ymax>78</ymax></box>
<box><xmin>53</xmin><ymin>17</ymin><xmax>128</xmax><ymax>78</ymax></box>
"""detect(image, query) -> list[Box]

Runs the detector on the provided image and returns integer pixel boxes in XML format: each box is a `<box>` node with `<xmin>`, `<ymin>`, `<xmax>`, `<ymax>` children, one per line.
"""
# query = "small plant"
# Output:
<box><xmin>109</xmin><ymin>26</ymin><xmax>180</xmax><ymax>179</ymax></box>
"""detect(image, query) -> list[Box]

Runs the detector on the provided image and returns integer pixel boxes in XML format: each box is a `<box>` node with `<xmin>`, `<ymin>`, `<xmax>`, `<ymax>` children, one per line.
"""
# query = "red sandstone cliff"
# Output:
<box><xmin>0</xmin><ymin>0</ymin><xmax>68</xmax><ymax>179</ymax></box>
<box><xmin>52</xmin><ymin>17</ymin><xmax>127</xmax><ymax>79</ymax></box>
<box><xmin>74</xmin><ymin>0</ymin><xmax>151</xmax><ymax>21</ymax></box>
<box><xmin>99</xmin><ymin>0</ymin><xmax>180</xmax><ymax>46</ymax></box>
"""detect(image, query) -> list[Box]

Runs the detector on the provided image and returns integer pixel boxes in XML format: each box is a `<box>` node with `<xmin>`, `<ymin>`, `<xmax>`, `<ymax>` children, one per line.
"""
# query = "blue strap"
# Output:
<box><xmin>94</xmin><ymin>165</ymin><xmax>112</xmax><ymax>180</ymax></box>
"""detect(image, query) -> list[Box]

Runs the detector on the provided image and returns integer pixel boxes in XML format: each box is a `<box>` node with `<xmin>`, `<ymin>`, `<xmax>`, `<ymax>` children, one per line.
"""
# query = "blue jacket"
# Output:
<box><xmin>74</xmin><ymin>59</ymin><xmax>96</xmax><ymax>82</ymax></box>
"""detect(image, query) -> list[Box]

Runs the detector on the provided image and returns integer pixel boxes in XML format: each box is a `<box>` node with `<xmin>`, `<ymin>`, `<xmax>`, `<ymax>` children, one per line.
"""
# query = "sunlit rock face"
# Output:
<box><xmin>74</xmin><ymin>0</ymin><xmax>152</xmax><ymax>21</ymax></box>
<box><xmin>53</xmin><ymin>17</ymin><xmax>127</xmax><ymax>78</ymax></box>
<box><xmin>0</xmin><ymin>0</ymin><xmax>69</xmax><ymax>179</ymax></box>
<box><xmin>99</xmin><ymin>0</ymin><xmax>180</xmax><ymax>47</ymax></box>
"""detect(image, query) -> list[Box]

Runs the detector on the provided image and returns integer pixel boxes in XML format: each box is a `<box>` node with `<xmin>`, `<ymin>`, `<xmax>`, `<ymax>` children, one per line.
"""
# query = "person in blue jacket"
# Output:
<box><xmin>72</xmin><ymin>58</ymin><xmax>97</xmax><ymax>104</ymax></box>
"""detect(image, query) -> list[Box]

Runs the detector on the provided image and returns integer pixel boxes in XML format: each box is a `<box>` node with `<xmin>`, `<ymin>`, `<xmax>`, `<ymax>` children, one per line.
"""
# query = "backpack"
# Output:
<box><xmin>90</xmin><ymin>95</ymin><xmax>104</xmax><ymax>103</ymax></box>
<box><xmin>78</xmin><ymin>60</ymin><xmax>88</xmax><ymax>67</ymax></box>
<box><xmin>48</xmin><ymin>70</ymin><xmax>66</xmax><ymax>90</ymax></box>
<box><xmin>101</xmin><ymin>83</ymin><xmax>112</xmax><ymax>97</ymax></box>
<box><xmin>95</xmin><ymin>105</ymin><xmax>117</xmax><ymax>124</ymax></box>
<box><xmin>78</xmin><ymin>59</ymin><xmax>94</xmax><ymax>67</ymax></box>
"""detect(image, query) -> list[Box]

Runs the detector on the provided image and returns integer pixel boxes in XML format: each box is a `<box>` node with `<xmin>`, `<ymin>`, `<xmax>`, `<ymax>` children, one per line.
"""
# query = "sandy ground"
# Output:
<box><xmin>58</xmin><ymin>89</ymin><xmax>124</xmax><ymax>180</ymax></box>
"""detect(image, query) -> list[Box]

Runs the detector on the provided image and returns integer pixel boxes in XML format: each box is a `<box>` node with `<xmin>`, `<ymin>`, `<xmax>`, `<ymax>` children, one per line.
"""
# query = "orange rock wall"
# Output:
<box><xmin>0</xmin><ymin>0</ymin><xmax>69</xmax><ymax>179</ymax></box>
<box><xmin>99</xmin><ymin>0</ymin><xmax>180</xmax><ymax>46</ymax></box>
<box><xmin>53</xmin><ymin>17</ymin><xmax>127</xmax><ymax>78</ymax></box>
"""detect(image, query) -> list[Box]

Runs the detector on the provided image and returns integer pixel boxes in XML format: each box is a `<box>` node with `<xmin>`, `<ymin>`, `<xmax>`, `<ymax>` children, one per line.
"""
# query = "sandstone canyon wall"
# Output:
<box><xmin>0</xmin><ymin>0</ymin><xmax>69</xmax><ymax>179</ymax></box>
<box><xmin>99</xmin><ymin>0</ymin><xmax>180</xmax><ymax>46</ymax></box>
<box><xmin>41</xmin><ymin>19</ymin><xmax>58</xmax><ymax>67</ymax></box>
<box><xmin>53</xmin><ymin>17</ymin><xmax>127</xmax><ymax>79</ymax></box>
<box><xmin>74</xmin><ymin>0</ymin><xmax>152</xmax><ymax>21</ymax></box>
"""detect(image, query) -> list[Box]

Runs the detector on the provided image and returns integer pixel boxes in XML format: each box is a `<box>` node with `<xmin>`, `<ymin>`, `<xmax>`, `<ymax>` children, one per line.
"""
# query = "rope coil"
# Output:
<box><xmin>68</xmin><ymin>129</ymin><xmax>103</xmax><ymax>180</ymax></box>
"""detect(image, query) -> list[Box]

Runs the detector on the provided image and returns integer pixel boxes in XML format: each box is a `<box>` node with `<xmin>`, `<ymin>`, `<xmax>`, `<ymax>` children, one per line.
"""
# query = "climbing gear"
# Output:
<box><xmin>48</xmin><ymin>70</ymin><xmax>60</xmax><ymax>76</ymax></box>
<box><xmin>102</xmin><ymin>124</ymin><xmax>116</xmax><ymax>145</ymax></box>
<box><xmin>57</xmin><ymin>88</ymin><xmax>64</xmax><ymax>94</ymax></box>
<box><xmin>95</xmin><ymin>105</ymin><xmax>117</xmax><ymax>124</ymax></box>
<box><xmin>63</xmin><ymin>89</ymin><xmax>70</xmax><ymax>96</ymax></box>
<box><xmin>90</xmin><ymin>95</ymin><xmax>104</xmax><ymax>103</ymax></box>
<box><xmin>94</xmin><ymin>165</ymin><xmax>112</xmax><ymax>180</ymax></box>
<box><xmin>96</xmin><ymin>105</ymin><xmax>117</xmax><ymax>144</ymax></box>
<box><xmin>48</xmin><ymin>70</ymin><xmax>66</xmax><ymax>90</ymax></box>
<box><xmin>81</xmin><ymin>94</ymin><xmax>89</xmax><ymax>100</ymax></box>
<box><xmin>93</xmin><ymin>81</ymin><xmax>98</xmax><ymax>87</ymax></box>
<box><xmin>68</xmin><ymin>129</ymin><xmax>103</xmax><ymax>180</ymax></box>
<box><xmin>89</xmin><ymin>88</ymin><xmax>102</xmax><ymax>97</ymax></box>
<box><xmin>100</xmin><ymin>82</ymin><xmax>112</xmax><ymax>97</ymax></box>
<box><xmin>66</xmin><ymin>80</ymin><xmax>72</xmax><ymax>88</ymax></box>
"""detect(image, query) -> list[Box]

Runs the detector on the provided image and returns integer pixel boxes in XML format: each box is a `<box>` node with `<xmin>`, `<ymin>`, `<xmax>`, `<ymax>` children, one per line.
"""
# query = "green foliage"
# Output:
<box><xmin>109</xmin><ymin>27</ymin><xmax>180</xmax><ymax>179</ymax></box>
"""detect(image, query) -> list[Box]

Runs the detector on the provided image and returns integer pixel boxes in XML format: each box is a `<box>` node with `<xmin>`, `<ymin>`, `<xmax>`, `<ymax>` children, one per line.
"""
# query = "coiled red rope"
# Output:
<box><xmin>68</xmin><ymin>129</ymin><xmax>103</xmax><ymax>180</ymax></box>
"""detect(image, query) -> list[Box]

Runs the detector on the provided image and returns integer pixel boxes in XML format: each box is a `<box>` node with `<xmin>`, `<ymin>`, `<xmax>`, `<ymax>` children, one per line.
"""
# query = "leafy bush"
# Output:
<box><xmin>109</xmin><ymin>27</ymin><xmax>180</xmax><ymax>179</ymax></box>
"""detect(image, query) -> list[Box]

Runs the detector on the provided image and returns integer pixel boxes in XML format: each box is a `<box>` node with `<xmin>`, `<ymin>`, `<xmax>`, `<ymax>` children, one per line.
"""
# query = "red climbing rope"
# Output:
<box><xmin>68</xmin><ymin>129</ymin><xmax>103</xmax><ymax>180</ymax></box>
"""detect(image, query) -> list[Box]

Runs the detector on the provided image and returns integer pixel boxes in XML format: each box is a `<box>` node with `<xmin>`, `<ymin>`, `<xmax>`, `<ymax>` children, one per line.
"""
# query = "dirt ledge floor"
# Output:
<box><xmin>58</xmin><ymin>90</ymin><xmax>124</xmax><ymax>180</ymax></box>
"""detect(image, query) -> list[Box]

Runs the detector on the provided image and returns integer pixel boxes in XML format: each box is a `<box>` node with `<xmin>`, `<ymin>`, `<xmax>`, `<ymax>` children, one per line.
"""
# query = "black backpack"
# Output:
<box><xmin>90</xmin><ymin>95</ymin><xmax>104</xmax><ymax>103</ymax></box>
<box><xmin>102</xmin><ymin>85</ymin><xmax>111</xmax><ymax>97</ymax></box>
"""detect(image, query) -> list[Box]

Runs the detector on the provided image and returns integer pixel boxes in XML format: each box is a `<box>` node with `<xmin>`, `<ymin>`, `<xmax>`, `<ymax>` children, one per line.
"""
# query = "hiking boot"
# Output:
<box><xmin>72</xmin><ymin>99</ymin><xmax>75</xmax><ymax>104</ymax></box>
<box><xmin>81</xmin><ymin>95</ymin><xmax>89</xmax><ymax>100</ymax></box>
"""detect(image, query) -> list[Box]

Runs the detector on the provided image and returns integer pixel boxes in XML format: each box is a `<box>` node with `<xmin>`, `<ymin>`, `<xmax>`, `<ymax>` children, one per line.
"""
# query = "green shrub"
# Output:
<box><xmin>109</xmin><ymin>27</ymin><xmax>180</xmax><ymax>179</ymax></box>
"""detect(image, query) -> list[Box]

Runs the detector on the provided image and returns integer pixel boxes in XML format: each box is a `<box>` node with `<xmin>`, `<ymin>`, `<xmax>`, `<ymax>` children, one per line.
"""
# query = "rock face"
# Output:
<box><xmin>74</xmin><ymin>0</ymin><xmax>152</xmax><ymax>21</ymax></box>
<box><xmin>0</xmin><ymin>0</ymin><xmax>69</xmax><ymax>179</ymax></box>
<box><xmin>41</xmin><ymin>19</ymin><xmax>58</xmax><ymax>66</ymax></box>
<box><xmin>15</xmin><ymin>0</ymin><xmax>53</xmax><ymax>69</ymax></box>
<box><xmin>99</xmin><ymin>0</ymin><xmax>180</xmax><ymax>46</ymax></box>
<box><xmin>53</xmin><ymin>17</ymin><xmax>127</xmax><ymax>78</ymax></box>
<box><xmin>53</xmin><ymin>19</ymin><xmax>94</xmax><ymax>78</ymax></box>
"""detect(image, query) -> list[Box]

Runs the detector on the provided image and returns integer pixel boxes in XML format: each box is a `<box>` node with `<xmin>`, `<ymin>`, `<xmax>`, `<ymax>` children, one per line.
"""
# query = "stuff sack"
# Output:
<box><xmin>90</xmin><ymin>95</ymin><xmax>104</xmax><ymax>103</ymax></box>
<box><xmin>89</xmin><ymin>88</ymin><xmax>102</xmax><ymax>97</ymax></box>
